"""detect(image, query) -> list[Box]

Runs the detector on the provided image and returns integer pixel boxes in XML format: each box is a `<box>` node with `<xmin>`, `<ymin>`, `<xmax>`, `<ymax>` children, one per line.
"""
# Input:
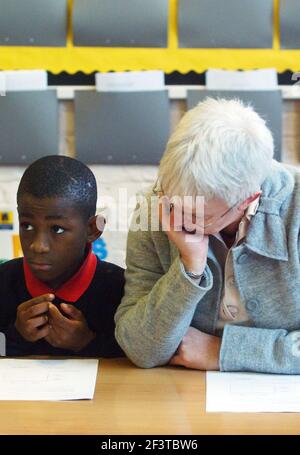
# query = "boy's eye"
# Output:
<box><xmin>51</xmin><ymin>225</ymin><xmax>65</xmax><ymax>234</ymax></box>
<box><xmin>21</xmin><ymin>223</ymin><xmax>34</xmax><ymax>231</ymax></box>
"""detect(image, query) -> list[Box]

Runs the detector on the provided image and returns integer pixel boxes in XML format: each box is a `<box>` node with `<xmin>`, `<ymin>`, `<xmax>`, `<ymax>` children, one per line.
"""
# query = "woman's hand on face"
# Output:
<box><xmin>159</xmin><ymin>196</ymin><xmax>208</xmax><ymax>274</ymax></box>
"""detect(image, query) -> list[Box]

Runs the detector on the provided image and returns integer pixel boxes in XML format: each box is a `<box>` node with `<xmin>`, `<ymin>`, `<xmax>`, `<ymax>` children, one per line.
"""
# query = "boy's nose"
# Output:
<box><xmin>30</xmin><ymin>235</ymin><xmax>50</xmax><ymax>254</ymax></box>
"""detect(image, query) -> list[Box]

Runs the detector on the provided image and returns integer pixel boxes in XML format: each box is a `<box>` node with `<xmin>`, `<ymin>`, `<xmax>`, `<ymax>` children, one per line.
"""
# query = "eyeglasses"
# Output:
<box><xmin>153</xmin><ymin>180</ymin><xmax>239</xmax><ymax>229</ymax></box>
<box><xmin>202</xmin><ymin>201</ymin><xmax>239</xmax><ymax>228</ymax></box>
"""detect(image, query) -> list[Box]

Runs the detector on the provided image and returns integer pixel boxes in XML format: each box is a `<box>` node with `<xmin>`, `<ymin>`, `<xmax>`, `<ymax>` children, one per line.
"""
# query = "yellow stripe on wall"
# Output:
<box><xmin>0</xmin><ymin>0</ymin><xmax>299</xmax><ymax>74</ymax></box>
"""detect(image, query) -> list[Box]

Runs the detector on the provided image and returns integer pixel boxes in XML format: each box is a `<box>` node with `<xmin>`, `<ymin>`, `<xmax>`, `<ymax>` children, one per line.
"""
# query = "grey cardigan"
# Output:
<box><xmin>115</xmin><ymin>162</ymin><xmax>300</xmax><ymax>373</ymax></box>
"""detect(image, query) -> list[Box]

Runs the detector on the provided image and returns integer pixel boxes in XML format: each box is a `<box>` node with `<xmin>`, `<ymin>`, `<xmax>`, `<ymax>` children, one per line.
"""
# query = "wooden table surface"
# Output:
<box><xmin>0</xmin><ymin>357</ymin><xmax>299</xmax><ymax>435</ymax></box>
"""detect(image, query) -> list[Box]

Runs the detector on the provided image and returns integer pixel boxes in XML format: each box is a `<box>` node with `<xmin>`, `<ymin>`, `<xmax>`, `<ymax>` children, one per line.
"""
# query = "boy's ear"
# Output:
<box><xmin>237</xmin><ymin>191</ymin><xmax>262</xmax><ymax>213</ymax></box>
<box><xmin>87</xmin><ymin>215</ymin><xmax>105</xmax><ymax>243</ymax></box>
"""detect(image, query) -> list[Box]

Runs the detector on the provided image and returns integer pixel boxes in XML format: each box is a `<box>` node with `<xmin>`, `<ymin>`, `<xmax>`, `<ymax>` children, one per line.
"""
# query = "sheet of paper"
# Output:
<box><xmin>96</xmin><ymin>70</ymin><xmax>165</xmax><ymax>92</ymax></box>
<box><xmin>206</xmin><ymin>69</ymin><xmax>278</xmax><ymax>91</ymax></box>
<box><xmin>0</xmin><ymin>0</ymin><xmax>67</xmax><ymax>47</ymax></box>
<box><xmin>75</xmin><ymin>90</ymin><xmax>170</xmax><ymax>164</ymax></box>
<box><xmin>178</xmin><ymin>0</ymin><xmax>273</xmax><ymax>49</ymax></box>
<box><xmin>0</xmin><ymin>91</ymin><xmax>58</xmax><ymax>164</ymax></box>
<box><xmin>206</xmin><ymin>371</ymin><xmax>300</xmax><ymax>412</ymax></box>
<box><xmin>3</xmin><ymin>70</ymin><xmax>48</xmax><ymax>91</ymax></box>
<box><xmin>280</xmin><ymin>0</ymin><xmax>300</xmax><ymax>49</ymax></box>
<box><xmin>73</xmin><ymin>0</ymin><xmax>168</xmax><ymax>47</ymax></box>
<box><xmin>0</xmin><ymin>359</ymin><xmax>98</xmax><ymax>401</ymax></box>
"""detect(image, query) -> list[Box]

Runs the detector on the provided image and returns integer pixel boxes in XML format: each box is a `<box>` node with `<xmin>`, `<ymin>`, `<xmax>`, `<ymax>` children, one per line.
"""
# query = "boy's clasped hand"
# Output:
<box><xmin>15</xmin><ymin>293</ymin><xmax>95</xmax><ymax>352</ymax></box>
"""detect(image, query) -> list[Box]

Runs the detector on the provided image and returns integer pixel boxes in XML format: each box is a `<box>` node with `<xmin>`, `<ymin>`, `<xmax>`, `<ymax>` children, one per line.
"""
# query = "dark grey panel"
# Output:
<box><xmin>0</xmin><ymin>0</ymin><xmax>67</xmax><ymax>46</ymax></box>
<box><xmin>75</xmin><ymin>91</ymin><xmax>170</xmax><ymax>164</ymax></box>
<box><xmin>0</xmin><ymin>92</ymin><xmax>59</xmax><ymax>164</ymax></box>
<box><xmin>280</xmin><ymin>0</ymin><xmax>300</xmax><ymax>49</ymax></box>
<box><xmin>187</xmin><ymin>90</ymin><xmax>282</xmax><ymax>161</ymax></box>
<box><xmin>73</xmin><ymin>0</ymin><xmax>168</xmax><ymax>47</ymax></box>
<box><xmin>179</xmin><ymin>0</ymin><xmax>273</xmax><ymax>49</ymax></box>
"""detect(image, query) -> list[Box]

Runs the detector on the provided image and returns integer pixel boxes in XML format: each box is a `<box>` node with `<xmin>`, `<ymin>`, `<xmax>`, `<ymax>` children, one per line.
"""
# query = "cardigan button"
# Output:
<box><xmin>246</xmin><ymin>299</ymin><xmax>259</xmax><ymax>313</ymax></box>
<box><xmin>237</xmin><ymin>253</ymin><xmax>248</xmax><ymax>264</ymax></box>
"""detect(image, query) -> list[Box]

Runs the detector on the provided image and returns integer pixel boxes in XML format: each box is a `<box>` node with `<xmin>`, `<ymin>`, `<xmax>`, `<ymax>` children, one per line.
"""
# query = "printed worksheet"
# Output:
<box><xmin>206</xmin><ymin>371</ymin><xmax>300</xmax><ymax>412</ymax></box>
<box><xmin>0</xmin><ymin>359</ymin><xmax>98</xmax><ymax>401</ymax></box>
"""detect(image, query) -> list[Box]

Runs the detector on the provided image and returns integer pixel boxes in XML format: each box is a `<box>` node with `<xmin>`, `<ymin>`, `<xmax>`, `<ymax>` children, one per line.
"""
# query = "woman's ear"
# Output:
<box><xmin>87</xmin><ymin>215</ymin><xmax>105</xmax><ymax>243</ymax></box>
<box><xmin>237</xmin><ymin>191</ymin><xmax>262</xmax><ymax>213</ymax></box>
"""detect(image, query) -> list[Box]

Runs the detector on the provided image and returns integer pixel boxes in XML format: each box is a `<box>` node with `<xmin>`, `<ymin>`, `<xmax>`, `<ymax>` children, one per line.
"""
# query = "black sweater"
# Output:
<box><xmin>0</xmin><ymin>258</ymin><xmax>125</xmax><ymax>357</ymax></box>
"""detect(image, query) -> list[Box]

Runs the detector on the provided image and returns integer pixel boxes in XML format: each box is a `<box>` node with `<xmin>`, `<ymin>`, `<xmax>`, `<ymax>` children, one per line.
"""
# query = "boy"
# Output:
<box><xmin>0</xmin><ymin>155</ymin><xmax>124</xmax><ymax>357</ymax></box>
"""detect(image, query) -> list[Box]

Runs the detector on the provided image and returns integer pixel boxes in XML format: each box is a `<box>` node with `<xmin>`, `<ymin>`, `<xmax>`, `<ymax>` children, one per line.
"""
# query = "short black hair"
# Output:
<box><xmin>17</xmin><ymin>156</ymin><xmax>97</xmax><ymax>220</ymax></box>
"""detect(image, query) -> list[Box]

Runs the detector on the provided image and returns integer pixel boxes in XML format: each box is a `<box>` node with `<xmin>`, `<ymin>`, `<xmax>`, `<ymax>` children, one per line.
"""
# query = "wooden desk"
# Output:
<box><xmin>0</xmin><ymin>357</ymin><xmax>299</xmax><ymax>435</ymax></box>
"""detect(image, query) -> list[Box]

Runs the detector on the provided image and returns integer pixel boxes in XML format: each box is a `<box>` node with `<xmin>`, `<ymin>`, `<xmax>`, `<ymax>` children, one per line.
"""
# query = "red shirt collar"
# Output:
<box><xmin>23</xmin><ymin>246</ymin><xmax>97</xmax><ymax>302</ymax></box>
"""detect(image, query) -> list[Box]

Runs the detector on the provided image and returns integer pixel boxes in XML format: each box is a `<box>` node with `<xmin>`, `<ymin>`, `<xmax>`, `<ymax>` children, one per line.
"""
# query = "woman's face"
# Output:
<box><xmin>173</xmin><ymin>197</ymin><xmax>243</xmax><ymax>236</ymax></box>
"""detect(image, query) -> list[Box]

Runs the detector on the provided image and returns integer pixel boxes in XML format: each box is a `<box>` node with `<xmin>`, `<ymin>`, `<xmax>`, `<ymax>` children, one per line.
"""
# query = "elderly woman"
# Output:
<box><xmin>115</xmin><ymin>98</ymin><xmax>300</xmax><ymax>374</ymax></box>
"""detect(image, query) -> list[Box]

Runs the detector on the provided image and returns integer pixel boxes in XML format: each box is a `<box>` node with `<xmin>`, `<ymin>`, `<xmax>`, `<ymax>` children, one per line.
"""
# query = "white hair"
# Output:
<box><xmin>158</xmin><ymin>97</ymin><xmax>274</xmax><ymax>206</ymax></box>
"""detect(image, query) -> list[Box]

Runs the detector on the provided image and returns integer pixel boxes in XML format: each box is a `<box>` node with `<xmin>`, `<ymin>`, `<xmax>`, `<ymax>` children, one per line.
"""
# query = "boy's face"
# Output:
<box><xmin>18</xmin><ymin>194</ymin><xmax>99</xmax><ymax>289</ymax></box>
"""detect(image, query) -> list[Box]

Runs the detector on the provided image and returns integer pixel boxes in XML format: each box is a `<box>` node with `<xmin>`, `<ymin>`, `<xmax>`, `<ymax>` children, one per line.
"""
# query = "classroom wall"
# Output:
<box><xmin>0</xmin><ymin>98</ymin><xmax>299</xmax><ymax>267</ymax></box>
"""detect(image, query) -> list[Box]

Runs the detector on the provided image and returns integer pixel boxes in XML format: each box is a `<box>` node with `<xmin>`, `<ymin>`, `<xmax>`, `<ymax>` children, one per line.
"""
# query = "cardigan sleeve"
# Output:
<box><xmin>115</xmin><ymin>203</ymin><xmax>213</xmax><ymax>368</ymax></box>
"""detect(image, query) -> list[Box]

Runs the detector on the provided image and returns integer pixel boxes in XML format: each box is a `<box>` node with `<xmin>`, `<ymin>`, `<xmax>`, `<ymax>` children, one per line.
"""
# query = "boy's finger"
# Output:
<box><xmin>33</xmin><ymin>324</ymin><xmax>51</xmax><ymax>341</ymax></box>
<box><xmin>20</xmin><ymin>294</ymin><xmax>55</xmax><ymax>311</ymax></box>
<box><xmin>60</xmin><ymin>303</ymin><xmax>83</xmax><ymax>321</ymax></box>
<box><xmin>28</xmin><ymin>314</ymin><xmax>48</xmax><ymax>329</ymax></box>
<box><xmin>48</xmin><ymin>304</ymin><xmax>67</xmax><ymax>326</ymax></box>
<box><xmin>25</xmin><ymin>302</ymin><xmax>50</xmax><ymax>319</ymax></box>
